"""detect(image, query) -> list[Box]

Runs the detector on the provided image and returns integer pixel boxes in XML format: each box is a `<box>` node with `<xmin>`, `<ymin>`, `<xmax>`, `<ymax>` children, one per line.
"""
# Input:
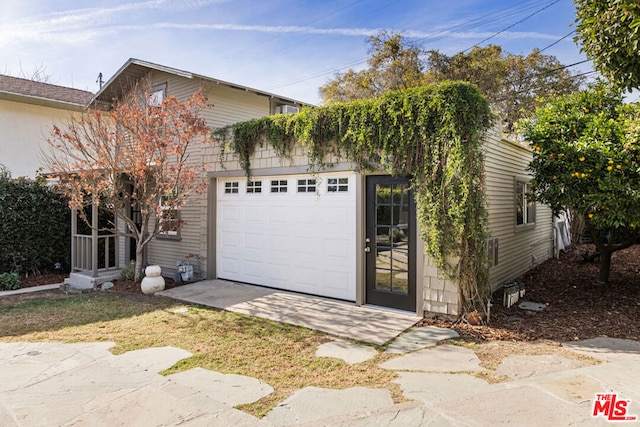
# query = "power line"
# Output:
<box><xmin>463</xmin><ymin>0</ymin><xmax>560</xmax><ymax>52</ymax></box>
<box><xmin>539</xmin><ymin>30</ymin><xmax>575</xmax><ymax>53</ymax></box>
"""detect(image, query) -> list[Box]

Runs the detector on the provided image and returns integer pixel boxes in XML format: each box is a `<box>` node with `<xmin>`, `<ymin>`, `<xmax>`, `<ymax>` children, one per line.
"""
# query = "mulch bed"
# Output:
<box><xmin>420</xmin><ymin>244</ymin><xmax>640</xmax><ymax>342</ymax></box>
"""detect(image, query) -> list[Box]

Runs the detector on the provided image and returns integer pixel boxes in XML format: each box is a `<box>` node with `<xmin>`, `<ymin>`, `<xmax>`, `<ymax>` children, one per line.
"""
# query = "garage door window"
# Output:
<box><xmin>224</xmin><ymin>181</ymin><xmax>239</xmax><ymax>194</ymax></box>
<box><xmin>297</xmin><ymin>178</ymin><xmax>316</xmax><ymax>193</ymax></box>
<box><xmin>328</xmin><ymin>177</ymin><xmax>349</xmax><ymax>192</ymax></box>
<box><xmin>271</xmin><ymin>179</ymin><xmax>288</xmax><ymax>193</ymax></box>
<box><xmin>247</xmin><ymin>181</ymin><xmax>262</xmax><ymax>193</ymax></box>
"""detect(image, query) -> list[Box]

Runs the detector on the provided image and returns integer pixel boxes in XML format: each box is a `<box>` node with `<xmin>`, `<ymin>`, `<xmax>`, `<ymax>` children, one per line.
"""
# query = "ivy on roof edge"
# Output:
<box><xmin>213</xmin><ymin>81</ymin><xmax>494</xmax><ymax>315</ymax></box>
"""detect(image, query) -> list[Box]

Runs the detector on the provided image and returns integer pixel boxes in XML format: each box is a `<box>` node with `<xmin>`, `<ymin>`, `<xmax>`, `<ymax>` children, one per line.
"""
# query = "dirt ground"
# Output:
<box><xmin>15</xmin><ymin>244</ymin><xmax>640</xmax><ymax>344</ymax></box>
<box><xmin>420</xmin><ymin>244</ymin><xmax>640</xmax><ymax>342</ymax></box>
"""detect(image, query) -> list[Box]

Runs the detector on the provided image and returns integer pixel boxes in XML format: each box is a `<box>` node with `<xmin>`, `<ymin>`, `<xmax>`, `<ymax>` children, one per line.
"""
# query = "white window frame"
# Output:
<box><xmin>515</xmin><ymin>178</ymin><xmax>536</xmax><ymax>229</ymax></box>
<box><xmin>327</xmin><ymin>177</ymin><xmax>349</xmax><ymax>193</ymax></box>
<box><xmin>224</xmin><ymin>181</ymin><xmax>239</xmax><ymax>194</ymax></box>
<box><xmin>158</xmin><ymin>192</ymin><xmax>180</xmax><ymax>239</ymax></box>
<box><xmin>270</xmin><ymin>179</ymin><xmax>288</xmax><ymax>193</ymax></box>
<box><xmin>247</xmin><ymin>180</ymin><xmax>262</xmax><ymax>194</ymax></box>
<box><xmin>148</xmin><ymin>83</ymin><xmax>167</xmax><ymax>107</ymax></box>
<box><xmin>297</xmin><ymin>178</ymin><xmax>317</xmax><ymax>193</ymax></box>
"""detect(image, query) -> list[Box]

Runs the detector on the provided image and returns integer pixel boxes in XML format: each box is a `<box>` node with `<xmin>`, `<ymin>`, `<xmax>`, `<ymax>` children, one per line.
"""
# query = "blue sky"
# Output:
<box><xmin>0</xmin><ymin>0</ymin><xmax>593</xmax><ymax>104</ymax></box>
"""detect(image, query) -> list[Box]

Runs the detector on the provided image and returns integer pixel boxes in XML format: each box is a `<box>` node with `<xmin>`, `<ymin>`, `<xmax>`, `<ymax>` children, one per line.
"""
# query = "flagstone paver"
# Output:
<box><xmin>379</xmin><ymin>344</ymin><xmax>484</xmax><ymax>372</ymax></box>
<box><xmin>384</xmin><ymin>326</ymin><xmax>459</xmax><ymax>354</ymax></box>
<box><xmin>316</xmin><ymin>341</ymin><xmax>378</xmax><ymax>365</ymax></box>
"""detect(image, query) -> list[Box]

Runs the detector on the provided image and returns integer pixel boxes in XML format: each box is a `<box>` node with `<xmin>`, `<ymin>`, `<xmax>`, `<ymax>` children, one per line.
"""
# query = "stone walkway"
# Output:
<box><xmin>3</xmin><ymin>283</ymin><xmax>640</xmax><ymax>425</ymax></box>
<box><xmin>2</xmin><ymin>329</ymin><xmax>640</xmax><ymax>425</ymax></box>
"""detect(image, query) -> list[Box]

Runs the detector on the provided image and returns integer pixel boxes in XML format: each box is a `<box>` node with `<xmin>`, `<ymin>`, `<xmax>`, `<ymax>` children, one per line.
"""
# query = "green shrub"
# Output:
<box><xmin>0</xmin><ymin>171</ymin><xmax>70</xmax><ymax>275</ymax></box>
<box><xmin>118</xmin><ymin>260</ymin><xmax>145</xmax><ymax>281</ymax></box>
<box><xmin>0</xmin><ymin>272</ymin><xmax>20</xmax><ymax>291</ymax></box>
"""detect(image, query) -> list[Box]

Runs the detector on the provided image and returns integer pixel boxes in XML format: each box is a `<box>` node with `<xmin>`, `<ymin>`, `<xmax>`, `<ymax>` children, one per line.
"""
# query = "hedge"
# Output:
<box><xmin>0</xmin><ymin>172</ymin><xmax>70</xmax><ymax>275</ymax></box>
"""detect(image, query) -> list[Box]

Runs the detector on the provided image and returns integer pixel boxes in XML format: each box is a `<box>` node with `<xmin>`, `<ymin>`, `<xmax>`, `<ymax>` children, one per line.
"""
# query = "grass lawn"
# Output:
<box><xmin>0</xmin><ymin>291</ymin><xmax>400</xmax><ymax>416</ymax></box>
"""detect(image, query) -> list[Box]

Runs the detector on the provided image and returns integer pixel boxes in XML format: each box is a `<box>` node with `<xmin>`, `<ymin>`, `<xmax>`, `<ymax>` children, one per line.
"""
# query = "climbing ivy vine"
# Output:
<box><xmin>214</xmin><ymin>81</ymin><xmax>494</xmax><ymax>314</ymax></box>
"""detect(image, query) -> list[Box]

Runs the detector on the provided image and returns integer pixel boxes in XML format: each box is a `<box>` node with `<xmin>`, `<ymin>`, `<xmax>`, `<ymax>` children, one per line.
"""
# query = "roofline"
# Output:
<box><xmin>0</xmin><ymin>90</ymin><xmax>86</xmax><ymax>111</ymax></box>
<box><xmin>90</xmin><ymin>58</ymin><xmax>311</xmax><ymax>107</ymax></box>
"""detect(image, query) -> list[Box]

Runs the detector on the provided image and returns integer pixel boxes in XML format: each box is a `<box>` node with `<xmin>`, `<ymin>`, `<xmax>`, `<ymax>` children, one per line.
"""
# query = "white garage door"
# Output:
<box><xmin>216</xmin><ymin>172</ymin><xmax>357</xmax><ymax>301</ymax></box>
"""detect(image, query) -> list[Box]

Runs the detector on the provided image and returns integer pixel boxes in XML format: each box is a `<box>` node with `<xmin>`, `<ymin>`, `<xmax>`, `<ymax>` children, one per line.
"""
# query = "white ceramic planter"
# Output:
<box><xmin>141</xmin><ymin>265</ymin><xmax>165</xmax><ymax>295</ymax></box>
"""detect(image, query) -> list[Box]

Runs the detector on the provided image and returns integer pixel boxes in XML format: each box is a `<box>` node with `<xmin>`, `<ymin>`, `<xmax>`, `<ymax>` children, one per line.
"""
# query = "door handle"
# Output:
<box><xmin>364</xmin><ymin>247</ymin><xmax>371</xmax><ymax>252</ymax></box>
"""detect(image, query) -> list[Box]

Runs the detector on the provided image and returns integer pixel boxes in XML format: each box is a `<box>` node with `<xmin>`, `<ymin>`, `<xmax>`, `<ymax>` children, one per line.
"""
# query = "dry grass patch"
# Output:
<box><xmin>0</xmin><ymin>292</ymin><xmax>400</xmax><ymax>417</ymax></box>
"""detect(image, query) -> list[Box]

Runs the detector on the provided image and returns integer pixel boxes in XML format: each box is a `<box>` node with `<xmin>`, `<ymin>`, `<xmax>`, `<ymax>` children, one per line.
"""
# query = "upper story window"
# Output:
<box><xmin>516</xmin><ymin>179</ymin><xmax>535</xmax><ymax>227</ymax></box>
<box><xmin>247</xmin><ymin>180</ymin><xmax>262</xmax><ymax>193</ymax></box>
<box><xmin>148</xmin><ymin>83</ymin><xmax>166</xmax><ymax>107</ymax></box>
<box><xmin>327</xmin><ymin>177</ymin><xmax>349</xmax><ymax>193</ymax></box>
<box><xmin>297</xmin><ymin>178</ymin><xmax>316</xmax><ymax>193</ymax></box>
<box><xmin>224</xmin><ymin>181</ymin><xmax>239</xmax><ymax>194</ymax></box>
<box><xmin>271</xmin><ymin>179</ymin><xmax>288</xmax><ymax>193</ymax></box>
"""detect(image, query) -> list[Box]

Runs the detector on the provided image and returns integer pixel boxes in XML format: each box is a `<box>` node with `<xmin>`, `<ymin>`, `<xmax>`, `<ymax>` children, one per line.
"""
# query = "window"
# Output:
<box><xmin>487</xmin><ymin>237</ymin><xmax>499</xmax><ymax>268</ymax></box>
<box><xmin>224</xmin><ymin>181</ymin><xmax>239</xmax><ymax>194</ymax></box>
<box><xmin>516</xmin><ymin>180</ymin><xmax>535</xmax><ymax>227</ymax></box>
<box><xmin>158</xmin><ymin>193</ymin><xmax>180</xmax><ymax>238</ymax></box>
<box><xmin>327</xmin><ymin>177</ymin><xmax>349</xmax><ymax>192</ymax></box>
<box><xmin>148</xmin><ymin>83</ymin><xmax>166</xmax><ymax>107</ymax></box>
<box><xmin>271</xmin><ymin>179</ymin><xmax>288</xmax><ymax>193</ymax></box>
<box><xmin>247</xmin><ymin>180</ymin><xmax>262</xmax><ymax>193</ymax></box>
<box><xmin>297</xmin><ymin>178</ymin><xmax>316</xmax><ymax>193</ymax></box>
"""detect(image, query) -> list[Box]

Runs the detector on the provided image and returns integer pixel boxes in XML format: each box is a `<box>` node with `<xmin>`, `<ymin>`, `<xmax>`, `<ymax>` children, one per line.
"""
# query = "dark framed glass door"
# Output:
<box><xmin>365</xmin><ymin>176</ymin><xmax>416</xmax><ymax>311</ymax></box>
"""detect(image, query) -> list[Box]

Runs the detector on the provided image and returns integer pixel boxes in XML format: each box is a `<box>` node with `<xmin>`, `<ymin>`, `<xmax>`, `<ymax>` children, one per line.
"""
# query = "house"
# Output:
<box><xmin>69</xmin><ymin>58</ymin><xmax>554</xmax><ymax>317</ymax></box>
<box><xmin>0</xmin><ymin>75</ymin><xmax>93</xmax><ymax>178</ymax></box>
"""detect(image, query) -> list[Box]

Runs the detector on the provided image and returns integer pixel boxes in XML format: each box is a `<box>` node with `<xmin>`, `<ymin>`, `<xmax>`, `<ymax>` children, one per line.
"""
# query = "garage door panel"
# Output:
<box><xmin>217</xmin><ymin>173</ymin><xmax>356</xmax><ymax>301</ymax></box>
<box><xmin>244</xmin><ymin>260</ymin><xmax>264</xmax><ymax>280</ymax></box>
<box><xmin>221</xmin><ymin>231</ymin><xmax>240</xmax><ymax>248</ymax></box>
<box><xmin>220</xmin><ymin>256</ymin><xmax>240</xmax><ymax>275</ymax></box>
<box><xmin>324</xmin><ymin>270</ymin><xmax>352</xmax><ymax>293</ymax></box>
<box><xmin>243</xmin><ymin>232</ymin><xmax>264</xmax><ymax>250</ymax></box>
<box><xmin>221</xmin><ymin>205</ymin><xmax>240</xmax><ymax>222</ymax></box>
<box><xmin>244</xmin><ymin>206</ymin><xmax>264</xmax><ymax>223</ymax></box>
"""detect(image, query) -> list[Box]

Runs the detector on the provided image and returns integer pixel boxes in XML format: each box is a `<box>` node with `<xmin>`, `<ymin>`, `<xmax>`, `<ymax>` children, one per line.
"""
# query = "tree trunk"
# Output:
<box><xmin>134</xmin><ymin>244</ymin><xmax>144</xmax><ymax>282</ymax></box>
<box><xmin>598</xmin><ymin>248</ymin><xmax>613</xmax><ymax>284</ymax></box>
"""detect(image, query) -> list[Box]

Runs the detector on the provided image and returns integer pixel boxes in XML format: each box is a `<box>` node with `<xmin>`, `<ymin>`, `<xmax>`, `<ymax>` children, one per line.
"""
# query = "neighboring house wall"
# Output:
<box><xmin>0</xmin><ymin>75</ymin><xmax>92</xmax><ymax>179</ymax></box>
<box><xmin>0</xmin><ymin>98</ymin><xmax>77</xmax><ymax>178</ymax></box>
<box><xmin>484</xmin><ymin>128</ymin><xmax>554</xmax><ymax>289</ymax></box>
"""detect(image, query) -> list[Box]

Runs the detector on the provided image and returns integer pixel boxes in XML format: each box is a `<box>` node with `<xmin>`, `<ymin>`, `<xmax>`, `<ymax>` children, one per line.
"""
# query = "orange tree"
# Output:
<box><xmin>45</xmin><ymin>84</ymin><xmax>211</xmax><ymax>281</ymax></box>
<box><xmin>520</xmin><ymin>84</ymin><xmax>640</xmax><ymax>283</ymax></box>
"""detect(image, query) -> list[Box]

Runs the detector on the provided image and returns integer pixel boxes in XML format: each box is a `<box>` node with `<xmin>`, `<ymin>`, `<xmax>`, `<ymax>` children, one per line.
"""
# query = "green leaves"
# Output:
<box><xmin>575</xmin><ymin>0</ymin><xmax>640</xmax><ymax>90</ymax></box>
<box><xmin>215</xmin><ymin>81</ymin><xmax>494</xmax><ymax>313</ymax></box>
<box><xmin>0</xmin><ymin>178</ymin><xmax>70</xmax><ymax>275</ymax></box>
<box><xmin>522</xmin><ymin>83</ymin><xmax>640</xmax><ymax>233</ymax></box>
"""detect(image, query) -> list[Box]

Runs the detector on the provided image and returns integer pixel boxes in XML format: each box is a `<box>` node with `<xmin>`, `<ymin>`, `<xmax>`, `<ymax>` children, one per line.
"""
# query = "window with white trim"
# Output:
<box><xmin>271</xmin><ymin>179</ymin><xmax>288</xmax><ymax>193</ymax></box>
<box><xmin>297</xmin><ymin>178</ymin><xmax>316</xmax><ymax>193</ymax></box>
<box><xmin>158</xmin><ymin>192</ymin><xmax>180</xmax><ymax>238</ymax></box>
<box><xmin>224</xmin><ymin>181</ymin><xmax>239</xmax><ymax>194</ymax></box>
<box><xmin>516</xmin><ymin>180</ymin><xmax>535</xmax><ymax>227</ymax></box>
<box><xmin>327</xmin><ymin>177</ymin><xmax>349</xmax><ymax>192</ymax></box>
<box><xmin>148</xmin><ymin>83</ymin><xmax>166</xmax><ymax>107</ymax></box>
<box><xmin>247</xmin><ymin>180</ymin><xmax>262</xmax><ymax>193</ymax></box>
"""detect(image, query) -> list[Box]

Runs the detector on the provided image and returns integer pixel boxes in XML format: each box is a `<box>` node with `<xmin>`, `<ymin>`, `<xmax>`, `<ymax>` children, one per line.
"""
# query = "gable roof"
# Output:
<box><xmin>0</xmin><ymin>74</ymin><xmax>94</xmax><ymax>109</ymax></box>
<box><xmin>91</xmin><ymin>58</ymin><xmax>309</xmax><ymax>108</ymax></box>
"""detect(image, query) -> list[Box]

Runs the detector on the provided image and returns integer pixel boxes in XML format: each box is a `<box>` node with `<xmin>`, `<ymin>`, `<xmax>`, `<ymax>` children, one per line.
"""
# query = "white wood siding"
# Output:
<box><xmin>484</xmin><ymin>128</ymin><xmax>554</xmax><ymax>290</ymax></box>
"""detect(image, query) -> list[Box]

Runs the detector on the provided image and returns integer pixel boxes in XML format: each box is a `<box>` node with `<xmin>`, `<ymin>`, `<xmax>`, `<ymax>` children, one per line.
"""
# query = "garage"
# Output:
<box><xmin>216</xmin><ymin>172</ymin><xmax>357</xmax><ymax>301</ymax></box>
